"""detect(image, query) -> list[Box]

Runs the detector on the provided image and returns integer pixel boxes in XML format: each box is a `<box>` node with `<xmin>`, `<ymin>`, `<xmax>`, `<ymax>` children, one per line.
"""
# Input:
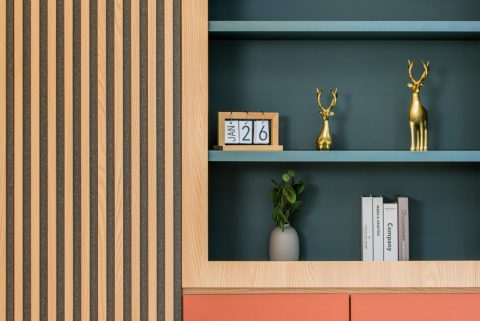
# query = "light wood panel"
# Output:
<box><xmin>181</xmin><ymin>0</ymin><xmax>209</xmax><ymax>289</ymax></box>
<box><xmin>47</xmin><ymin>0</ymin><xmax>57</xmax><ymax>319</ymax></box>
<box><xmin>148</xmin><ymin>0</ymin><xmax>157</xmax><ymax>319</ymax></box>
<box><xmin>81</xmin><ymin>0</ymin><xmax>90</xmax><ymax>320</ymax></box>
<box><xmin>97</xmin><ymin>0</ymin><xmax>107</xmax><ymax>320</ymax></box>
<box><xmin>130</xmin><ymin>0</ymin><xmax>140</xmax><ymax>319</ymax></box>
<box><xmin>164</xmin><ymin>0</ymin><xmax>174</xmax><ymax>319</ymax></box>
<box><xmin>0</xmin><ymin>0</ymin><xmax>6</xmax><ymax>318</ymax></box>
<box><xmin>184</xmin><ymin>287</ymin><xmax>480</xmax><ymax>294</ymax></box>
<box><xmin>13</xmin><ymin>0</ymin><xmax>23</xmax><ymax>319</ymax></box>
<box><xmin>64</xmin><ymin>0</ymin><xmax>74</xmax><ymax>319</ymax></box>
<box><xmin>30</xmin><ymin>0</ymin><xmax>40</xmax><ymax>318</ymax></box>
<box><xmin>114</xmin><ymin>0</ymin><xmax>124</xmax><ymax>319</ymax></box>
<box><xmin>183</xmin><ymin>261</ymin><xmax>480</xmax><ymax>289</ymax></box>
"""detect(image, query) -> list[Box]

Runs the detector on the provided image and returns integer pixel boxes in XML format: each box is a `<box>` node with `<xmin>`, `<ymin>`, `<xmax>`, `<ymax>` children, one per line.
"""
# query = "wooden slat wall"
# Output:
<box><xmin>0</xmin><ymin>0</ymin><xmax>176</xmax><ymax>319</ymax></box>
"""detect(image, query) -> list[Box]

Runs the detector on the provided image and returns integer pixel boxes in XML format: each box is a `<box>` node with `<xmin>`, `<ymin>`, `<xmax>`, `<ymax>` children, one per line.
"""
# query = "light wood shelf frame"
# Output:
<box><xmin>181</xmin><ymin>0</ymin><xmax>480</xmax><ymax>293</ymax></box>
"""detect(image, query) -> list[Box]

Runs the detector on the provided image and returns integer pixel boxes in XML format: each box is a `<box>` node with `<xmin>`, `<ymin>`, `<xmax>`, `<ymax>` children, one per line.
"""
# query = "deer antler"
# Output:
<box><xmin>316</xmin><ymin>88</ymin><xmax>337</xmax><ymax>113</ymax></box>
<box><xmin>408</xmin><ymin>59</ymin><xmax>430</xmax><ymax>85</ymax></box>
<box><xmin>316</xmin><ymin>88</ymin><xmax>325</xmax><ymax>111</ymax></box>
<box><xmin>419</xmin><ymin>60</ymin><xmax>430</xmax><ymax>84</ymax></box>
<box><xmin>328</xmin><ymin>88</ymin><xmax>338</xmax><ymax>111</ymax></box>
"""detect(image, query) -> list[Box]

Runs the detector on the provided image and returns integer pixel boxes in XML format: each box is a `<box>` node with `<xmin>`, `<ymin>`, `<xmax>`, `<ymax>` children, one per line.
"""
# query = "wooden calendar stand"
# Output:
<box><xmin>214</xmin><ymin>112</ymin><xmax>283</xmax><ymax>151</ymax></box>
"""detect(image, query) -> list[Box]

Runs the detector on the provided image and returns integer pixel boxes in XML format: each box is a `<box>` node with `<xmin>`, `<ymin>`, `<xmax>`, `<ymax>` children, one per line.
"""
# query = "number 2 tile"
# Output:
<box><xmin>239</xmin><ymin>120</ymin><xmax>253</xmax><ymax>144</ymax></box>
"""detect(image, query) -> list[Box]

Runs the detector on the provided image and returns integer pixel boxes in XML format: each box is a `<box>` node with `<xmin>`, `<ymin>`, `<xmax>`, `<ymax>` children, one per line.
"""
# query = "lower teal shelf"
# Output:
<box><xmin>208</xmin><ymin>150</ymin><xmax>480</xmax><ymax>162</ymax></box>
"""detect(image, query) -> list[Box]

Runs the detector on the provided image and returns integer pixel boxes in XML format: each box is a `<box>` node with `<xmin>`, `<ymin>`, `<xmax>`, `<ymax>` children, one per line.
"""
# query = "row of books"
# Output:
<box><xmin>361</xmin><ymin>196</ymin><xmax>409</xmax><ymax>261</ymax></box>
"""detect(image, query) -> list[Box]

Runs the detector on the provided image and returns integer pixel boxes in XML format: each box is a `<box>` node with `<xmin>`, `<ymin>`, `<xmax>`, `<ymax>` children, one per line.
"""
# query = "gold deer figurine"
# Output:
<box><xmin>315</xmin><ymin>88</ymin><xmax>338</xmax><ymax>150</ymax></box>
<box><xmin>407</xmin><ymin>59</ymin><xmax>430</xmax><ymax>151</ymax></box>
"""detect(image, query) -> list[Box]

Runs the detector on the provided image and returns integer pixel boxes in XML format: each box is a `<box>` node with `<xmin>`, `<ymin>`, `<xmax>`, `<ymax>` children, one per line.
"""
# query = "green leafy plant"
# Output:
<box><xmin>270</xmin><ymin>169</ymin><xmax>304</xmax><ymax>231</ymax></box>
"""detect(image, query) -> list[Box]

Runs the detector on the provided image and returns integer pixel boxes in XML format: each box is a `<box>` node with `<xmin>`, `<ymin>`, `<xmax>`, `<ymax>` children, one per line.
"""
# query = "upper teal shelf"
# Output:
<box><xmin>209</xmin><ymin>21</ymin><xmax>480</xmax><ymax>39</ymax></box>
<box><xmin>208</xmin><ymin>151</ymin><xmax>480</xmax><ymax>162</ymax></box>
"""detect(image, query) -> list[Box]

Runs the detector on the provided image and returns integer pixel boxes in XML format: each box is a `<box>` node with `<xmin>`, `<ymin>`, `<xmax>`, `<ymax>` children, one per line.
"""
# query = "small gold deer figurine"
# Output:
<box><xmin>315</xmin><ymin>88</ymin><xmax>338</xmax><ymax>150</ymax></box>
<box><xmin>407</xmin><ymin>59</ymin><xmax>430</xmax><ymax>151</ymax></box>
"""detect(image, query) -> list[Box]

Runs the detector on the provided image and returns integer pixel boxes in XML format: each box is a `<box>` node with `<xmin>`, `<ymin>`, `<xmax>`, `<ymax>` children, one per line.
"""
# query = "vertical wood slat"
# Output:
<box><xmin>64</xmin><ymin>0</ymin><xmax>74</xmax><ymax>319</ymax></box>
<box><xmin>0</xmin><ymin>0</ymin><xmax>6</xmax><ymax>318</ymax></box>
<box><xmin>130</xmin><ymin>0</ymin><xmax>140</xmax><ymax>319</ymax></box>
<box><xmin>81</xmin><ymin>0</ymin><xmax>90</xmax><ymax>320</ymax></box>
<box><xmin>114</xmin><ymin>0</ymin><xmax>124</xmax><ymax>320</ymax></box>
<box><xmin>47</xmin><ymin>0</ymin><xmax>57</xmax><ymax>319</ymax></box>
<box><xmin>164</xmin><ymin>0</ymin><xmax>174</xmax><ymax>319</ymax></box>
<box><xmin>148</xmin><ymin>0</ymin><xmax>157</xmax><ymax>319</ymax></box>
<box><xmin>13</xmin><ymin>0</ymin><xmax>23</xmax><ymax>319</ymax></box>
<box><xmin>30</xmin><ymin>0</ymin><xmax>40</xmax><ymax>319</ymax></box>
<box><xmin>97</xmin><ymin>0</ymin><xmax>107</xmax><ymax>319</ymax></box>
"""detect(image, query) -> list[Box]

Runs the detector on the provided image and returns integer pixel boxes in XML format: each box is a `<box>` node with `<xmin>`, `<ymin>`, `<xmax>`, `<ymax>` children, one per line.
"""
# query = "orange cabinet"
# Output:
<box><xmin>183</xmin><ymin>294</ymin><xmax>349</xmax><ymax>321</ymax></box>
<box><xmin>351</xmin><ymin>294</ymin><xmax>480</xmax><ymax>321</ymax></box>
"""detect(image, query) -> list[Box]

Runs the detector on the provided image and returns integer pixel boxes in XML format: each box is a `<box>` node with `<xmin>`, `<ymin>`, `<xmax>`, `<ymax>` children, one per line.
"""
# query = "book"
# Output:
<box><xmin>372</xmin><ymin>196</ymin><xmax>384</xmax><ymax>261</ymax></box>
<box><xmin>361</xmin><ymin>195</ymin><xmax>373</xmax><ymax>261</ymax></box>
<box><xmin>397</xmin><ymin>196</ymin><xmax>409</xmax><ymax>261</ymax></box>
<box><xmin>383</xmin><ymin>202</ymin><xmax>398</xmax><ymax>261</ymax></box>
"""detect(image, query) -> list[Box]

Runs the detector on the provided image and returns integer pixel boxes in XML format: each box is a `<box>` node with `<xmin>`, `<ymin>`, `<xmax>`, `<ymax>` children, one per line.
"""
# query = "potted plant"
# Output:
<box><xmin>269</xmin><ymin>169</ymin><xmax>304</xmax><ymax>261</ymax></box>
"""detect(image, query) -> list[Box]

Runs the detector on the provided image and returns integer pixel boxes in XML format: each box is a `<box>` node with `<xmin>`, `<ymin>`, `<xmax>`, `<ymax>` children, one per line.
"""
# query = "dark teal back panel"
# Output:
<box><xmin>209</xmin><ymin>40</ymin><xmax>480</xmax><ymax>150</ymax></box>
<box><xmin>209</xmin><ymin>0</ymin><xmax>480</xmax><ymax>21</ymax></box>
<box><xmin>209</xmin><ymin>163</ymin><xmax>480</xmax><ymax>260</ymax></box>
<box><xmin>208</xmin><ymin>3</ymin><xmax>480</xmax><ymax>261</ymax></box>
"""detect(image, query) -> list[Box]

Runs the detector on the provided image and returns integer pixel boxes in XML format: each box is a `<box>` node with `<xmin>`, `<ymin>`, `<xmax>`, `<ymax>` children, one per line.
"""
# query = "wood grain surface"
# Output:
<box><xmin>2</xmin><ymin>0</ymin><xmax>171</xmax><ymax>319</ymax></box>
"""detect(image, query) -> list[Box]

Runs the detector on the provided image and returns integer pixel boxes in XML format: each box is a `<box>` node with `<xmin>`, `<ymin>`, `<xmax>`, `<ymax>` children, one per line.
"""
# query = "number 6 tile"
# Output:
<box><xmin>254</xmin><ymin>120</ymin><xmax>270</xmax><ymax>144</ymax></box>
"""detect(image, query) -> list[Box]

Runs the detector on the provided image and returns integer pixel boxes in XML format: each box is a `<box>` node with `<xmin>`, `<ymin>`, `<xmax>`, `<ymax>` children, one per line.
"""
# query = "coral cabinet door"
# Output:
<box><xmin>351</xmin><ymin>294</ymin><xmax>480</xmax><ymax>321</ymax></box>
<box><xmin>184</xmin><ymin>294</ymin><xmax>349</xmax><ymax>321</ymax></box>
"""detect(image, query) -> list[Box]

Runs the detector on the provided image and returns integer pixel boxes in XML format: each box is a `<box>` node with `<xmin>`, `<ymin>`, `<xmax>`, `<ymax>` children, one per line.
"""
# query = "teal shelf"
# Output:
<box><xmin>209</xmin><ymin>21</ymin><xmax>480</xmax><ymax>39</ymax></box>
<box><xmin>208</xmin><ymin>150</ymin><xmax>480</xmax><ymax>162</ymax></box>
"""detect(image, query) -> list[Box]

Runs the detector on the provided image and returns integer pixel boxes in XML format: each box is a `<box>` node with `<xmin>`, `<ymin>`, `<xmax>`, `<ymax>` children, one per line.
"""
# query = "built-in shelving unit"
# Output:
<box><xmin>209</xmin><ymin>21</ymin><xmax>480</xmax><ymax>39</ymax></box>
<box><xmin>209</xmin><ymin>150</ymin><xmax>480</xmax><ymax>162</ymax></box>
<box><xmin>182</xmin><ymin>0</ymin><xmax>480</xmax><ymax>291</ymax></box>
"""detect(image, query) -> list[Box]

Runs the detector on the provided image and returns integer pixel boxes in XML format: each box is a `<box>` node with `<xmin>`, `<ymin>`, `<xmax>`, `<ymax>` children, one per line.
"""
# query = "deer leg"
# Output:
<box><xmin>409</xmin><ymin>121</ymin><xmax>415</xmax><ymax>151</ymax></box>
<box><xmin>419</xmin><ymin>122</ymin><xmax>425</xmax><ymax>151</ymax></box>
<box><xmin>423</xmin><ymin>121</ymin><xmax>428</xmax><ymax>151</ymax></box>
<box><xmin>415</xmin><ymin>126</ymin><xmax>420</xmax><ymax>151</ymax></box>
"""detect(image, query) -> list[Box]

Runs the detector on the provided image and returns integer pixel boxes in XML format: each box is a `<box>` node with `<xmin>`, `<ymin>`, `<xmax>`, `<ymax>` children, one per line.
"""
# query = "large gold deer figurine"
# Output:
<box><xmin>407</xmin><ymin>59</ymin><xmax>430</xmax><ymax>151</ymax></box>
<box><xmin>315</xmin><ymin>88</ymin><xmax>338</xmax><ymax>150</ymax></box>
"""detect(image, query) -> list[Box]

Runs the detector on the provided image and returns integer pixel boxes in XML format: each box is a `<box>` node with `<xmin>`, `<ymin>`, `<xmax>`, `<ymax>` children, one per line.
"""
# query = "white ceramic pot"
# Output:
<box><xmin>269</xmin><ymin>224</ymin><xmax>299</xmax><ymax>261</ymax></box>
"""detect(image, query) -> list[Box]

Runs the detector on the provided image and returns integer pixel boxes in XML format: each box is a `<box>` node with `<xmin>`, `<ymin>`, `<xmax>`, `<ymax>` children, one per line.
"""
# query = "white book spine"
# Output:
<box><xmin>383</xmin><ymin>203</ymin><xmax>398</xmax><ymax>261</ymax></box>
<box><xmin>397</xmin><ymin>197</ymin><xmax>409</xmax><ymax>261</ymax></box>
<box><xmin>372</xmin><ymin>196</ymin><xmax>384</xmax><ymax>261</ymax></box>
<box><xmin>361</xmin><ymin>196</ymin><xmax>373</xmax><ymax>261</ymax></box>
